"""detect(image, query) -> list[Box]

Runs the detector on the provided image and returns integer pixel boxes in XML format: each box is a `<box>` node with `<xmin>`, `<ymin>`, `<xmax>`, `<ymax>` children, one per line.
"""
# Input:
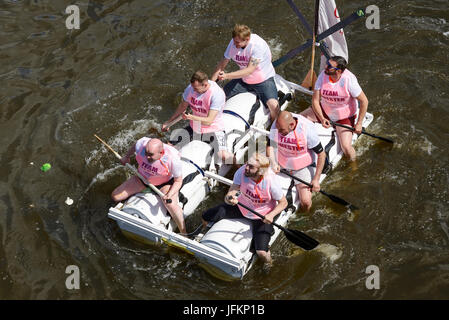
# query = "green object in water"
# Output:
<box><xmin>40</xmin><ymin>163</ymin><xmax>52</xmax><ymax>172</ymax></box>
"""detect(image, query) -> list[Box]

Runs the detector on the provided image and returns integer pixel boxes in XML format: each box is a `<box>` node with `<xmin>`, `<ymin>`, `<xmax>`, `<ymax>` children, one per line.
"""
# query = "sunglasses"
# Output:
<box><xmin>326</xmin><ymin>61</ymin><xmax>340</xmax><ymax>71</ymax></box>
<box><xmin>145</xmin><ymin>150</ymin><xmax>155</xmax><ymax>158</ymax></box>
<box><xmin>247</xmin><ymin>163</ymin><xmax>259</xmax><ymax>170</ymax></box>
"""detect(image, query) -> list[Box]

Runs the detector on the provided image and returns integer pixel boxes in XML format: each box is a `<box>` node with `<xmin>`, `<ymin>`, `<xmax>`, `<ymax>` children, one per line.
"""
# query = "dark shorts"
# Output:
<box><xmin>154</xmin><ymin>177</ymin><xmax>174</xmax><ymax>189</ymax></box>
<box><xmin>224</xmin><ymin>77</ymin><xmax>278</xmax><ymax>105</ymax></box>
<box><xmin>169</xmin><ymin>125</ymin><xmax>227</xmax><ymax>160</ymax></box>
<box><xmin>142</xmin><ymin>177</ymin><xmax>174</xmax><ymax>193</ymax></box>
<box><xmin>322</xmin><ymin>108</ymin><xmax>356</xmax><ymax>127</ymax></box>
<box><xmin>202</xmin><ymin>202</ymin><xmax>274</xmax><ymax>252</ymax></box>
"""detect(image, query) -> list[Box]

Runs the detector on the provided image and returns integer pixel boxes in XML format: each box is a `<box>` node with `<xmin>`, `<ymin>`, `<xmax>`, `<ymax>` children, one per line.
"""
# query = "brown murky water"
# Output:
<box><xmin>1</xmin><ymin>0</ymin><xmax>448</xmax><ymax>299</ymax></box>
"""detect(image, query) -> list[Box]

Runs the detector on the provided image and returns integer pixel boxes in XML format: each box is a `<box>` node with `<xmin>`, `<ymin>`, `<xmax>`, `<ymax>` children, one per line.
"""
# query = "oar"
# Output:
<box><xmin>94</xmin><ymin>134</ymin><xmax>172</xmax><ymax>203</ymax></box>
<box><xmin>330</xmin><ymin>121</ymin><xmax>394</xmax><ymax>144</ymax></box>
<box><xmin>234</xmin><ymin>200</ymin><xmax>319</xmax><ymax>251</ymax></box>
<box><xmin>280</xmin><ymin>169</ymin><xmax>359</xmax><ymax>210</ymax></box>
<box><xmin>272</xmin><ymin>8</ymin><xmax>365</xmax><ymax>68</ymax></box>
<box><xmin>204</xmin><ymin>170</ymin><xmax>319</xmax><ymax>251</ymax></box>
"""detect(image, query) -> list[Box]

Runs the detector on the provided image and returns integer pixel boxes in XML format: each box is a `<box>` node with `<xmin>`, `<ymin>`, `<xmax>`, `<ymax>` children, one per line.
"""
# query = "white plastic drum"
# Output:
<box><xmin>121</xmin><ymin>192</ymin><xmax>171</xmax><ymax>228</ymax></box>
<box><xmin>200</xmin><ymin>218</ymin><xmax>254</xmax><ymax>259</ymax></box>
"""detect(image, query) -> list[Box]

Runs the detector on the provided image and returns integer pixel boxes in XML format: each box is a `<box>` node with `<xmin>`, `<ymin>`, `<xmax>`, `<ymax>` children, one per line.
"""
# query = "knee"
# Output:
<box><xmin>300</xmin><ymin>199</ymin><xmax>312</xmax><ymax>212</ymax></box>
<box><xmin>267</xmin><ymin>99</ymin><xmax>279</xmax><ymax>109</ymax></box>
<box><xmin>111</xmin><ymin>193</ymin><xmax>121</xmax><ymax>203</ymax></box>
<box><xmin>256</xmin><ymin>250</ymin><xmax>268</xmax><ymax>259</ymax></box>
<box><xmin>341</xmin><ymin>143</ymin><xmax>355</xmax><ymax>158</ymax></box>
<box><xmin>341</xmin><ymin>143</ymin><xmax>352</xmax><ymax>153</ymax></box>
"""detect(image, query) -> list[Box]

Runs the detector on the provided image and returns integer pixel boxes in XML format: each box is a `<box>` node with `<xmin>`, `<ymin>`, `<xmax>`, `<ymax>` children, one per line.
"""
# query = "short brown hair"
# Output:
<box><xmin>232</xmin><ymin>24</ymin><xmax>251</xmax><ymax>39</ymax></box>
<box><xmin>190</xmin><ymin>70</ymin><xmax>209</xmax><ymax>84</ymax></box>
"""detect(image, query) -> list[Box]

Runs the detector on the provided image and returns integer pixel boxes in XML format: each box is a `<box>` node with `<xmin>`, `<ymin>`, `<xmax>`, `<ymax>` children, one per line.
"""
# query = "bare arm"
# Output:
<box><xmin>263</xmin><ymin>196</ymin><xmax>288</xmax><ymax>224</ymax></box>
<box><xmin>162</xmin><ymin>101</ymin><xmax>189</xmax><ymax>131</ymax></box>
<box><xmin>354</xmin><ymin>91</ymin><xmax>368</xmax><ymax>134</ymax></box>
<box><xmin>211</xmin><ymin>58</ymin><xmax>230</xmax><ymax>81</ymax></box>
<box><xmin>225</xmin><ymin>184</ymin><xmax>241</xmax><ymax>205</ymax></box>
<box><xmin>184</xmin><ymin>109</ymin><xmax>219</xmax><ymax>126</ymax></box>
<box><xmin>218</xmin><ymin>57</ymin><xmax>259</xmax><ymax>81</ymax></box>
<box><xmin>121</xmin><ymin>143</ymin><xmax>136</xmax><ymax>164</ymax></box>
<box><xmin>310</xmin><ymin>150</ymin><xmax>326</xmax><ymax>192</ymax></box>
<box><xmin>311</xmin><ymin>89</ymin><xmax>331</xmax><ymax>129</ymax></box>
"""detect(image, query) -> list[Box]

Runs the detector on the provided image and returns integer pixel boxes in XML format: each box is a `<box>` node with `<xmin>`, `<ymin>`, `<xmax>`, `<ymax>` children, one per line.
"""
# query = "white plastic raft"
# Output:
<box><xmin>108</xmin><ymin>76</ymin><xmax>294</xmax><ymax>245</ymax></box>
<box><xmin>107</xmin><ymin>74</ymin><xmax>374</xmax><ymax>280</ymax></box>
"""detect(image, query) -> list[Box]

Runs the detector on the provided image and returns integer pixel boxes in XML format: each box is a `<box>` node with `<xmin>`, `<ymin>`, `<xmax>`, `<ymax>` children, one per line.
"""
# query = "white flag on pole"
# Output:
<box><xmin>318</xmin><ymin>0</ymin><xmax>349</xmax><ymax>73</ymax></box>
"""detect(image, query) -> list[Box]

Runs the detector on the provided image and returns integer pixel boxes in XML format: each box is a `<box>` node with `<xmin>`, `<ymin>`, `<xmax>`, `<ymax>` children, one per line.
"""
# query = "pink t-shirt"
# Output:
<box><xmin>224</xmin><ymin>34</ymin><xmax>276</xmax><ymax>84</ymax></box>
<box><xmin>314</xmin><ymin>69</ymin><xmax>362</xmax><ymax>97</ymax></box>
<box><xmin>314</xmin><ymin>69</ymin><xmax>361</xmax><ymax>121</ymax></box>
<box><xmin>135</xmin><ymin>137</ymin><xmax>182</xmax><ymax>185</ymax></box>
<box><xmin>182</xmin><ymin>80</ymin><xmax>226</xmax><ymax>133</ymax></box>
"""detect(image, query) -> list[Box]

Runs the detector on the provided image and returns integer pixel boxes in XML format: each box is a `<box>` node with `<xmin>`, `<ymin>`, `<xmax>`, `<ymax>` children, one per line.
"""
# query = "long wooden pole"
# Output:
<box><xmin>94</xmin><ymin>134</ymin><xmax>172</xmax><ymax>203</ymax></box>
<box><xmin>308</xmin><ymin>0</ymin><xmax>320</xmax><ymax>90</ymax></box>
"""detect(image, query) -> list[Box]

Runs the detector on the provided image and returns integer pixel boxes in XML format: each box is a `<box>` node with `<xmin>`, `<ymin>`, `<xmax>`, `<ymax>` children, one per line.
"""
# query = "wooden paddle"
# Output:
<box><xmin>94</xmin><ymin>134</ymin><xmax>172</xmax><ymax>203</ymax></box>
<box><xmin>301</xmin><ymin>0</ymin><xmax>320</xmax><ymax>90</ymax></box>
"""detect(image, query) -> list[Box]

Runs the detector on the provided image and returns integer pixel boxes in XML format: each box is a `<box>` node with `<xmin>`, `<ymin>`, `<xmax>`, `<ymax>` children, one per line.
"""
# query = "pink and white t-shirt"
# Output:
<box><xmin>314</xmin><ymin>69</ymin><xmax>361</xmax><ymax>121</ymax></box>
<box><xmin>314</xmin><ymin>69</ymin><xmax>362</xmax><ymax>97</ymax></box>
<box><xmin>182</xmin><ymin>80</ymin><xmax>226</xmax><ymax>133</ymax></box>
<box><xmin>135</xmin><ymin>137</ymin><xmax>182</xmax><ymax>185</ymax></box>
<box><xmin>224</xmin><ymin>34</ymin><xmax>276</xmax><ymax>85</ymax></box>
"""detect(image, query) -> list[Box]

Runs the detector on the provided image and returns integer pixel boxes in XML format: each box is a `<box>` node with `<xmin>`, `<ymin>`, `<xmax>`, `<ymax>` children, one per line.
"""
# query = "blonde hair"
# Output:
<box><xmin>232</xmin><ymin>24</ymin><xmax>251</xmax><ymax>39</ymax></box>
<box><xmin>249</xmin><ymin>153</ymin><xmax>270</xmax><ymax>175</ymax></box>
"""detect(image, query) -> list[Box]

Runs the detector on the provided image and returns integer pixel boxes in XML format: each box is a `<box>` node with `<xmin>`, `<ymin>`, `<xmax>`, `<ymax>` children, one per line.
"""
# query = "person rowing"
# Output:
<box><xmin>111</xmin><ymin>137</ymin><xmax>186</xmax><ymax>234</ymax></box>
<box><xmin>162</xmin><ymin>70</ymin><xmax>235</xmax><ymax>165</ymax></box>
<box><xmin>301</xmin><ymin>56</ymin><xmax>369</xmax><ymax>161</ymax></box>
<box><xmin>267</xmin><ymin>110</ymin><xmax>326</xmax><ymax>212</ymax></box>
<box><xmin>201</xmin><ymin>153</ymin><xmax>287</xmax><ymax>266</ymax></box>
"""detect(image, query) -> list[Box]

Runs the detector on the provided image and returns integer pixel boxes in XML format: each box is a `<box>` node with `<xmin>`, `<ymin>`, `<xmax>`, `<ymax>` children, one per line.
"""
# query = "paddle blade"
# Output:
<box><xmin>148</xmin><ymin>127</ymin><xmax>164</xmax><ymax>138</ymax></box>
<box><xmin>300</xmin><ymin>69</ymin><xmax>317</xmax><ymax>90</ymax></box>
<box><xmin>284</xmin><ymin>228</ymin><xmax>319</xmax><ymax>251</ymax></box>
<box><xmin>321</xmin><ymin>191</ymin><xmax>359</xmax><ymax>210</ymax></box>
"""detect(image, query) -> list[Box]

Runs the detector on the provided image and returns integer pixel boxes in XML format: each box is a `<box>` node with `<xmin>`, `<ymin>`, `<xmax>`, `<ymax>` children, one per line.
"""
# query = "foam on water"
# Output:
<box><xmin>315</xmin><ymin>243</ymin><xmax>343</xmax><ymax>263</ymax></box>
<box><xmin>86</xmin><ymin>115</ymin><xmax>162</xmax><ymax>166</ymax></box>
<box><xmin>80</xmin><ymin>166</ymin><xmax>121</xmax><ymax>201</ymax></box>
<box><xmin>266</xmin><ymin>38</ymin><xmax>283</xmax><ymax>61</ymax></box>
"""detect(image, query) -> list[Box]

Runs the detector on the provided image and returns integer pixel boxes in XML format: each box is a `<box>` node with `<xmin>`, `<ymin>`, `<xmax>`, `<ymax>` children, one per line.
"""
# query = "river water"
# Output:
<box><xmin>0</xmin><ymin>0</ymin><xmax>448</xmax><ymax>299</ymax></box>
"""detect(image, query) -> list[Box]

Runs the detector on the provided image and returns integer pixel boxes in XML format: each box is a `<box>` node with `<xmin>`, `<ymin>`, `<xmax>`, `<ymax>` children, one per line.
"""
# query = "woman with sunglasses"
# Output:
<box><xmin>301</xmin><ymin>56</ymin><xmax>369</xmax><ymax>161</ymax></box>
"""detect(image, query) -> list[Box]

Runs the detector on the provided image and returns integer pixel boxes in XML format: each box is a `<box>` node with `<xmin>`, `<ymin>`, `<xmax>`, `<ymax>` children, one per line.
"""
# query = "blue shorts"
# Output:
<box><xmin>224</xmin><ymin>77</ymin><xmax>278</xmax><ymax>105</ymax></box>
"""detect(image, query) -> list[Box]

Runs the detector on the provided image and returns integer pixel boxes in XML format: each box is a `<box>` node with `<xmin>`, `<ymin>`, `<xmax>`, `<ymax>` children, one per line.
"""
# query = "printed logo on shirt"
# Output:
<box><xmin>190</xmin><ymin>97</ymin><xmax>208</xmax><ymax>115</ymax></box>
<box><xmin>322</xmin><ymin>89</ymin><xmax>346</xmax><ymax>102</ymax></box>
<box><xmin>244</xmin><ymin>188</ymin><xmax>267</xmax><ymax>204</ymax></box>
<box><xmin>190</xmin><ymin>97</ymin><xmax>203</xmax><ymax>106</ymax></box>
<box><xmin>234</xmin><ymin>54</ymin><xmax>249</xmax><ymax>67</ymax></box>
<box><xmin>278</xmin><ymin>135</ymin><xmax>304</xmax><ymax>151</ymax></box>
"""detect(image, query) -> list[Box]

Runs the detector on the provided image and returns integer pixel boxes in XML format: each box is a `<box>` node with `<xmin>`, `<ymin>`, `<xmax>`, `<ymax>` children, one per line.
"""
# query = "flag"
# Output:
<box><xmin>318</xmin><ymin>0</ymin><xmax>349</xmax><ymax>73</ymax></box>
